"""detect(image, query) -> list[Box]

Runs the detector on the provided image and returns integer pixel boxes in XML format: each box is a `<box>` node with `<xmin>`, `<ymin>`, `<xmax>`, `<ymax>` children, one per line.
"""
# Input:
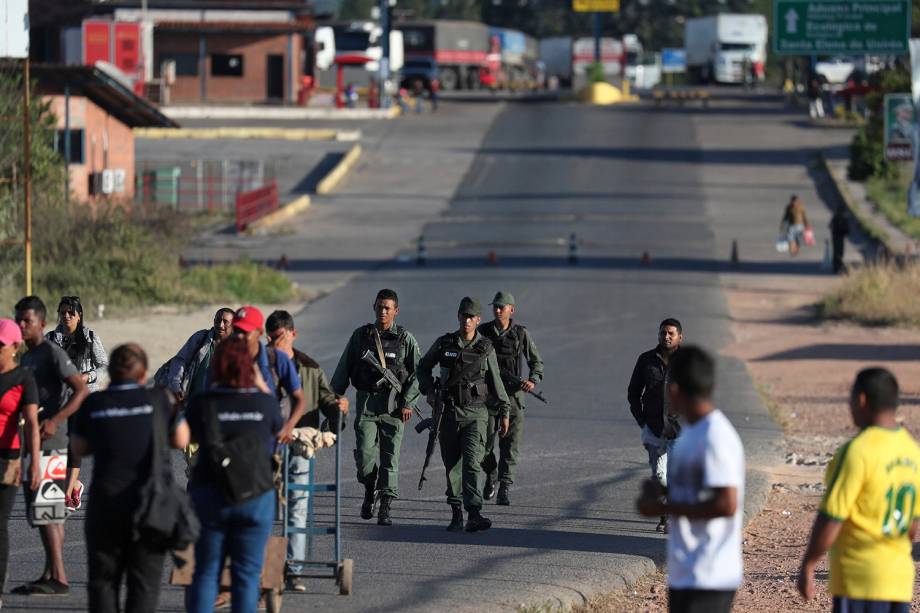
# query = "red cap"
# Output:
<box><xmin>232</xmin><ymin>305</ymin><xmax>264</xmax><ymax>333</ymax></box>
<box><xmin>0</xmin><ymin>319</ymin><xmax>22</xmax><ymax>346</ymax></box>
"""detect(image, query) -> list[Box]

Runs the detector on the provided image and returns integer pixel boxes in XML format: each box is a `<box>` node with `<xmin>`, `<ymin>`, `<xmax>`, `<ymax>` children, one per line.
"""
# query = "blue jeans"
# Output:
<box><xmin>187</xmin><ymin>485</ymin><xmax>274</xmax><ymax>613</ymax></box>
<box><xmin>286</xmin><ymin>455</ymin><xmax>311</xmax><ymax>575</ymax></box>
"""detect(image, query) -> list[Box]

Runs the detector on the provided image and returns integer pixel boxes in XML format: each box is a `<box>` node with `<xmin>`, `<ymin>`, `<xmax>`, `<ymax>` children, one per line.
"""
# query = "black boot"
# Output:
<box><xmin>465</xmin><ymin>508</ymin><xmax>492</xmax><ymax>532</ymax></box>
<box><xmin>483</xmin><ymin>475</ymin><xmax>496</xmax><ymax>501</ymax></box>
<box><xmin>360</xmin><ymin>482</ymin><xmax>376</xmax><ymax>520</ymax></box>
<box><xmin>446</xmin><ymin>505</ymin><xmax>464</xmax><ymax>532</ymax></box>
<box><xmin>378</xmin><ymin>496</ymin><xmax>393</xmax><ymax>526</ymax></box>
<box><xmin>496</xmin><ymin>483</ymin><xmax>510</xmax><ymax>506</ymax></box>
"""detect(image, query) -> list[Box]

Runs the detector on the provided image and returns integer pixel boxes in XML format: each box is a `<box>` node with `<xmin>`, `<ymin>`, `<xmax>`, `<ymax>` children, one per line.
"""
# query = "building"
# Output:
<box><xmin>32</xmin><ymin>64</ymin><xmax>178</xmax><ymax>202</ymax></box>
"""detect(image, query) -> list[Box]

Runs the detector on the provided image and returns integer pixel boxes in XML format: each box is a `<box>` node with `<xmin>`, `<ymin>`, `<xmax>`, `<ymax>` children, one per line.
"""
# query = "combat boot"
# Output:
<box><xmin>378</xmin><ymin>496</ymin><xmax>393</xmax><ymax>526</ymax></box>
<box><xmin>496</xmin><ymin>483</ymin><xmax>510</xmax><ymax>506</ymax></box>
<box><xmin>483</xmin><ymin>475</ymin><xmax>496</xmax><ymax>501</ymax></box>
<box><xmin>446</xmin><ymin>505</ymin><xmax>464</xmax><ymax>532</ymax></box>
<box><xmin>465</xmin><ymin>508</ymin><xmax>492</xmax><ymax>532</ymax></box>
<box><xmin>360</xmin><ymin>482</ymin><xmax>376</xmax><ymax>520</ymax></box>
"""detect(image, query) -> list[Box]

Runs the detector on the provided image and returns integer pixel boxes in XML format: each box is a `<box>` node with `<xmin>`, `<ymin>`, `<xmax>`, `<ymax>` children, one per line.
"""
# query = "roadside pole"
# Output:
<box><xmin>22</xmin><ymin>57</ymin><xmax>31</xmax><ymax>296</ymax></box>
<box><xmin>378</xmin><ymin>0</ymin><xmax>390</xmax><ymax>109</ymax></box>
<box><xmin>593</xmin><ymin>13</ymin><xmax>601</xmax><ymax>64</ymax></box>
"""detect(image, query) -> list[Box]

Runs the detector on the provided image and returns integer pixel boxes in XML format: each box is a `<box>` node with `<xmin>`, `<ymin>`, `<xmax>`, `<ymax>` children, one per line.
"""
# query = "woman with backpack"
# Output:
<box><xmin>184</xmin><ymin>336</ymin><xmax>282</xmax><ymax>613</ymax></box>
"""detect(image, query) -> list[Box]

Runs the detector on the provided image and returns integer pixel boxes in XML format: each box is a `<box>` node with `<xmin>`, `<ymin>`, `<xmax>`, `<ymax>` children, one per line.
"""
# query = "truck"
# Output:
<box><xmin>396</xmin><ymin>20</ymin><xmax>491</xmax><ymax>91</ymax></box>
<box><xmin>573</xmin><ymin>37</ymin><xmax>624</xmax><ymax>87</ymax></box>
<box><xmin>488</xmin><ymin>27</ymin><xmax>540</xmax><ymax>89</ymax></box>
<box><xmin>539</xmin><ymin>36</ymin><xmax>573</xmax><ymax>87</ymax></box>
<box><xmin>684</xmin><ymin>14</ymin><xmax>767</xmax><ymax>84</ymax></box>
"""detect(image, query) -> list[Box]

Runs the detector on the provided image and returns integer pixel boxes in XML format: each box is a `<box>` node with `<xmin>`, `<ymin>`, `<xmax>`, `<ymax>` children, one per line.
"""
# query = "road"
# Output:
<box><xmin>5</xmin><ymin>92</ymin><xmax>844</xmax><ymax>612</ymax></box>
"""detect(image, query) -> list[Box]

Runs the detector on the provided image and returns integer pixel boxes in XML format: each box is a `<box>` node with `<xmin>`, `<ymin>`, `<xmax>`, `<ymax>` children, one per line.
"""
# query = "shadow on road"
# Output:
<box><xmin>755</xmin><ymin>343</ymin><xmax>920</xmax><ymax>362</ymax></box>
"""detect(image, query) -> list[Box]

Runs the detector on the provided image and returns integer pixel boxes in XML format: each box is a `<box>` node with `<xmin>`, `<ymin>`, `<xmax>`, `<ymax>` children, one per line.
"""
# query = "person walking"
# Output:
<box><xmin>0</xmin><ymin>319</ymin><xmax>41</xmax><ymax>609</ymax></box>
<box><xmin>46</xmin><ymin>295</ymin><xmax>107</xmax><ymax>512</ymax></box>
<box><xmin>627</xmin><ymin>318</ymin><xmax>683</xmax><ymax>533</ymax></box>
<box><xmin>184</xmin><ymin>336</ymin><xmax>282</xmax><ymax>613</ymax></box>
<box><xmin>808</xmin><ymin>78</ymin><xmax>825</xmax><ymax>119</ymax></box>
<box><xmin>829</xmin><ymin>206</ymin><xmax>850</xmax><ymax>274</ymax></box>
<box><xmin>417</xmin><ymin>297</ymin><xmax>512</xmax><ymax>532</ymax></box>
<box><xmin>266</xmin><ymin>310</ymin><xmax>348</xmax><ymax>592</ymax></box>
<box><xmin>71</xmin><ymin>343</ymin><xmax>190</xmax><ymax>613</ymax></box>
<box><xmin>158</xmin><ymin>307</ymin><xmax>234</xmax><ymax>401</ymax></box>
<box><xmin>781</xmin><ymin>195</ymin><xmax>811</xmax><ymax>256</ymax></box>
<box><xmin>12</xmin><ymin>296</ymin><xmax>89</xmax><ymax>597</ymax></box>
<box><xmin>331</xmin><ymin>289</ymin><xmax>420</xmax><ymax>526</ymax></box>
<box><xmin>797</xmin><ymin>368</ymin><xmax>920</xmax><ymax>611</ymax></box>
<box><xmin>636</xmin><ymin>346</ymin><xmax>745</xmax><ymax>613</ymax></box>
<box><xmin>478</xmin><ymin>291</ymin><xmax>543</xmax><ymax>506</ymax></box>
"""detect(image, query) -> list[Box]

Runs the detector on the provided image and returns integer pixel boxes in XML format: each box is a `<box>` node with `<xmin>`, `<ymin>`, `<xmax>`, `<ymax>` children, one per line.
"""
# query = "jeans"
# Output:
<box><xmin>286</xmin><ymin>454</ymin><xmax>311</xmax><ymax>575</ymax></box>
<box><xmin>85</xmin><ymin>498</ymin><xmax>167</xmax><ymax>613</ymax></box>
<box><xmin>0</xmin><ymin>483</ymin><xmax>17</xmax><ymax>592</ymax></box>
<box><xmin>642</xmin><ymin>426</ymin><xmax>674</xmax><ymax>488</ymax></box>
<box><xmin>187</xmin><ymin>485</ymin><xmax>274</xmax><ymax>613</ymax></box>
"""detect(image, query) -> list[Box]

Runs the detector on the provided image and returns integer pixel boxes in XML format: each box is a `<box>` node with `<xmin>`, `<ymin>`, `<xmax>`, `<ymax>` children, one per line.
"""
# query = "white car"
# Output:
<box><xmin>814</xmin><ymin>56</ymin><xmax>855</xmax><ymax>84</ymax></box>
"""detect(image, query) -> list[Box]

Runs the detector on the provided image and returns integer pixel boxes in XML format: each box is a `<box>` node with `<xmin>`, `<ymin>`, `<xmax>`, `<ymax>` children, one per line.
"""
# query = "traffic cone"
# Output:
<box><xmin>416</xmin><ymin>235</ymin><xmax>427</xmax><ymax>266</ymax></box>
<box><xmin>641</xmin><ymin>251</ymin><xmax>651</xmax><ymax>266</ymax></box>
<box><xmin>820</xmin><ymin>239</ymin><xmax>832</xmax><ymax>272</ymax></box>
<box><xmin>487</xmin><ymin>250</ymin><xmax>498</xmax><ymax>265</ymax></box>
<box><xmin>730</xmin><ymin>240</ymin><xmax>739</xmax><ymax>268</ymax></box>
<box><xmin>568</xmin><ymin>233</ymin><xmax>578</xmax><ymax>264</ymax></box>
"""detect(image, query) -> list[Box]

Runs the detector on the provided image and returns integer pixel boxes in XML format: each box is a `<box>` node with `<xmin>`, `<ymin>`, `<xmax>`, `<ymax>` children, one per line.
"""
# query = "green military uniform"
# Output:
<box><xmin>417</xmin><ymin>300</ymin><xmax>511</xmax><ymax>516</ymax></box>
<box><xmin>479</xmin><ymin>308</ymin><xmax>543</xmax><ymax>491</ymax></box>
<box><xmin>292</xmin><ymin>349</ymin><xmax>341</xmax><ymax>429</ymax></box>
<box><xmin>331</xmin><ymin>323</ymin><xmax>420</xmax><ymax>499</ymax></box>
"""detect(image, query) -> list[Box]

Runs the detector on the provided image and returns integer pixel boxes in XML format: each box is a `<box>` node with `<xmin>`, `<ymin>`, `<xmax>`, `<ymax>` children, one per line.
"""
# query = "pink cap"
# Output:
<box><xmin>0</xmin><ymin>319</ymin><xmax>22</xmax><ymax>346</ymax></box>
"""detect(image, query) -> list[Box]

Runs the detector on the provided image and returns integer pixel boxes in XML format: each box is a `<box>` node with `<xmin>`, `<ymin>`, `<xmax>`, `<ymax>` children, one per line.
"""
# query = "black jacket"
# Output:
<box><xmin>627</xmin><ymin>347</ymin><xmax>669</xmax><ymax>438</ymax></box>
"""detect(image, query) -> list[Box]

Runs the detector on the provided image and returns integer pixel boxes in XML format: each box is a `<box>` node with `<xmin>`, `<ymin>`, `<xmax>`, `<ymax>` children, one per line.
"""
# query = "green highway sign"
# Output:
<box><xmin>773</xmin><ymin>0</ymin><xmax>910</xmax><ymax>54</ymax></box>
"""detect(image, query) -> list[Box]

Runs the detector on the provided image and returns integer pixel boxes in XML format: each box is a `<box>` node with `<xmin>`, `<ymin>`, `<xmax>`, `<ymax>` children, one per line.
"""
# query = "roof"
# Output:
<box><xmin>30</xmin><ymin>64</ymin><xmax>179</xmax><ymax>129</ymax></box>
<box><xmin>154</xmin><ymin>20</ymin><xmax>313</xmax><ymax>34</ymax></box>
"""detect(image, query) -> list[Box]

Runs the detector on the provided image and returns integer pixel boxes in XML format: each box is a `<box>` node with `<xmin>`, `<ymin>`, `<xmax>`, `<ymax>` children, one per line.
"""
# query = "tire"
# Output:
<box><xmin>264</xmin><ymin>588</ymin><xmax>283</xmax><ymax>613</ymax></box>
<box><xmin>338</xmin><ymin>559</ymin><xmax>354</xmax><ymax>596</ymax></box>
<box><xmin>439</xmin><ymin>68</ymin><xmax>459</xmax><ymax>91</ymax></box>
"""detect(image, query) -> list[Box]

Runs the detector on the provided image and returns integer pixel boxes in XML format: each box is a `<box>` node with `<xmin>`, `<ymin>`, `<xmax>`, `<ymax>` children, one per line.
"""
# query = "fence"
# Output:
<box><xmin>236</xmin><ymin>181</ymin><xmax>279</xmax><ymax>233</ymax></box>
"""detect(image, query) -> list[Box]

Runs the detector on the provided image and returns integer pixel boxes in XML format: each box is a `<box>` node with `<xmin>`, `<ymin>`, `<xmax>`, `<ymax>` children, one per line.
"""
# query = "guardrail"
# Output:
<box><xmin>236</xmin><ymin>181</ymin><xmax>279</xmax><ymax>233</ymax></box>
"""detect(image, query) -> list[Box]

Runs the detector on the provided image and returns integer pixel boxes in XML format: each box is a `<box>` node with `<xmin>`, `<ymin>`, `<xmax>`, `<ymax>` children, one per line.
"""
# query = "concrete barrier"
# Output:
<box><xmin>316</xmin><ymin>145</ymin><xmax>363</xmax><ymax>195</ymax></box>
<box><xmin>161</xmin><ymin>106</ymin><xmax>400</xmax><ymax>121</ymax></box>
<box><xmin>134</xmin><ymin>127</ymin><xmax>349</xmax><ymax>141</ymax></box>
<box><xmin>243</xmin><ymin>194</ymin><xmax>312</xmax><ymax>235</ymax></box>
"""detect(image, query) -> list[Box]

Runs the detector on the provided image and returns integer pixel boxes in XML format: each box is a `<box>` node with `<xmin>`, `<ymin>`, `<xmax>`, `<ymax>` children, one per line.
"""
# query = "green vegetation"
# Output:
<box><xmin>586</xmin><ymin>62</ymin><xmax>606</xmax><ymax>84</ymax></box>
<box><xmin>819</xmin><ymin>263</ymin><xmax>920</xmax><ymax>327</ymax></box>
<box><xmin>848</xmin><ymin>66</ymin><xmax>911</xmax><ymax>181</ymax></box>
<box><xmin>865</xmin><ymin>173</ymin><xmax>920</xmax><ymax>243</ymax></box>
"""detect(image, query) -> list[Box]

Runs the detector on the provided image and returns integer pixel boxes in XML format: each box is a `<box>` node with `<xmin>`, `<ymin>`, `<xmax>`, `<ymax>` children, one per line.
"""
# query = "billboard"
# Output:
<box><xmin>1</xmin><ymin>0</ymin><xmax>28</xmax><ymax>59</ymax></box>
<box><xmin>883</xmin><ymin>93</ymin><xmax>915</xmax><ymax>161</ymax></box>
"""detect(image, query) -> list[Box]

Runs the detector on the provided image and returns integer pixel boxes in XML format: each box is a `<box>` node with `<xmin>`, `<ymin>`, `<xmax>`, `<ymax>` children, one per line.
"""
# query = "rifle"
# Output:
<box><xmin>503</xmin><ymin>373</ymin><xmax>548</xmax><ymax>404</ymax></box>
<box><xmin>360</xmin><ymin>349</ymin><xmax>402</xmax><ymax>413</ymax></box>
<box><xmin>415</xmin><ymin>379</ymin><xmax>444</xmax><ymax>491</ymax></box>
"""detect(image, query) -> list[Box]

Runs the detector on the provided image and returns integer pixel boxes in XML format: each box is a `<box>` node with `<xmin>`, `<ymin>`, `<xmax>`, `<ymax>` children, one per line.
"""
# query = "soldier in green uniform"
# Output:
<box><xmin>479</xmin><ymin>291</ymin><xmax>544</xmax><ymax>506</ymax></box>
<box><xmin>331</xmin><ymin>289</ymin><xmax>421</xmax><ymax>526</ymax></box>
<box><xmin>417</xmin><ymin>297</ymin><xmax>511</xmax><ymax>532</ymax></box>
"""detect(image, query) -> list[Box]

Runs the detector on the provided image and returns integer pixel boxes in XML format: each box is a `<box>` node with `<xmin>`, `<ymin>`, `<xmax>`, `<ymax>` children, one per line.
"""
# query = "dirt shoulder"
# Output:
<box><xmin>576</xmin><ymin>278</ymin><xmax>920</xmax><ymax>612</ymax></box>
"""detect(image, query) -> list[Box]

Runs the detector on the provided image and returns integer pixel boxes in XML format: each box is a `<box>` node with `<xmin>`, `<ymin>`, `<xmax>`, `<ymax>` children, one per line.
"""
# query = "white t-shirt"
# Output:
<box><xmin>666</xmin><ymin>409</ymin><xmax>745</xmax><ymax>590</ymax></box>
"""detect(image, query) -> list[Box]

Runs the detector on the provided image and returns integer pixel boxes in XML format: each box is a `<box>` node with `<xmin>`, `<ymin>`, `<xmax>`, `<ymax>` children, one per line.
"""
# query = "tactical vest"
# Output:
<box><xmin>351</xmin><ymin>324</ymin><xmax>408</xmax><ymax>392</ymax></box>
<box><xmin>480</xmin><ymin>323</ymin><xmax>524</xmax><ymax>383</ymax></box>
<box><xmin>438</xmin><ymin>334</ymin><xmax>492</xmax><ymax>406</ymax></box>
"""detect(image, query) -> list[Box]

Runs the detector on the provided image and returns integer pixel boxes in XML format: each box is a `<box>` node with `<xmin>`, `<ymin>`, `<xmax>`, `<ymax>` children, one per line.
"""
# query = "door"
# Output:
<box><xmin>267</xmin><ymin>54</ymin><xmax>284</xmax><ymax>100</ymax></box>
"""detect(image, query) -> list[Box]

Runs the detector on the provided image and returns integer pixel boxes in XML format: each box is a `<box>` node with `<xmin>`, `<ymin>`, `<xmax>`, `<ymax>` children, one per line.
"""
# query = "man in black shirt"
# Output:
<box><xmin>13</xmin><ymin>296</ymin><xmax>89</xmax><ymax>596</ymax></box>
<box><xmin>627</xmin><ymin>318</ymin><xmax>682</xmax><ymax>534</ymax></box>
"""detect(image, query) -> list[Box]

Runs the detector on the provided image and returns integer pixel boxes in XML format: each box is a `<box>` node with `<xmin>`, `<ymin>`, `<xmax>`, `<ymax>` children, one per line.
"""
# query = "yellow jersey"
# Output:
<box><xmin>820</xmin><ymin>426</ymin><xmax>920</xmax><ymax>602</ymax></box>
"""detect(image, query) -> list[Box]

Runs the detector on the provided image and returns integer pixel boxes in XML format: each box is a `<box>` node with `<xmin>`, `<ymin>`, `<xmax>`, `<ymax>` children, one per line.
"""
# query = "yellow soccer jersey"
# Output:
<box><xmin>820</xmin><ymin>426</ymin><xmax>920</xmax><ymax>602</ymax></box>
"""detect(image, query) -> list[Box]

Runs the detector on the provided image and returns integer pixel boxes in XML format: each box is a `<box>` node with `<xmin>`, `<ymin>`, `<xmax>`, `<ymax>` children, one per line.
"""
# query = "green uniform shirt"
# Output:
<box><xmin>479</xmin><ymin>319</ymin><xmax>544</xmax><ymax>411</ymax></box>
<box><xmin>417</xmin><ymin>331</ymin><xmax>512</xmax><ymax>422</ymax></box>
<box><xmin>292</xmin><ymin>349</ymin><xmax>341</xmax><ymax>430</ymax></box>
<box><xmin>330</xmin><ymin>323</ymin><xmax>421</xmax><ymax>415</ymax></box>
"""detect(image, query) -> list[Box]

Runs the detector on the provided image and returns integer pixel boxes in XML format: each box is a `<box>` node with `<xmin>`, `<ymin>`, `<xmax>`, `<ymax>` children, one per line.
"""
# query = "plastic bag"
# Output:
<box><xmin>775</xmin><ymin>238</ymin><xmax>790</xmax><ymax>253</ymax></box>
<box><xmin>803</xmin><ymin>227</ymin><xmax>816</xmax><ymax>247</ymax></box>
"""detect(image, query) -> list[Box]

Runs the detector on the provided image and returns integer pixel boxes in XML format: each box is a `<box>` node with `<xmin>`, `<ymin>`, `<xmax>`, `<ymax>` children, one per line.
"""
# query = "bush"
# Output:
<box><xmin>586</xmin><ymin>62</ymin><xmax>606</xmax><ymax>84</ymax></box>
<box><xmin>819</xmin><ymin>262</ymin><xmax>920</xmax><ymax>326</ymax></box>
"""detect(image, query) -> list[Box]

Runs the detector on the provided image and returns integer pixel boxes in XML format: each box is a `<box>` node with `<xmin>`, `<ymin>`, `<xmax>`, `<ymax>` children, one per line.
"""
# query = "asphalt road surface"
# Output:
<box><xmin>4</xmin><ymin>96</ymin><xmax>785</xmax><ymax>612</ymax></box>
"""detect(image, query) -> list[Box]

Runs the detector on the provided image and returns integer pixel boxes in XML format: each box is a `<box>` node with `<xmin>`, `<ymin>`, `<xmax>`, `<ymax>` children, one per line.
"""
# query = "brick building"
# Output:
<box><xmin>32</xmin><ymin>64</ymin><xmax>177</xmax><ymax>202</ymax></box>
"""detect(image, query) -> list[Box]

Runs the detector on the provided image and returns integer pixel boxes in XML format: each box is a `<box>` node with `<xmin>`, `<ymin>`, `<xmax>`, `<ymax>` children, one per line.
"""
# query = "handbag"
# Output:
<box><xmin>133</xmin><ymin>391</ymin><xmax>200</xmax><ymax>551</ymax></box>
<box><xmin>202</xmin><ymin>397</ymin><xmax>274</xmax><ymax>506</ymax></box>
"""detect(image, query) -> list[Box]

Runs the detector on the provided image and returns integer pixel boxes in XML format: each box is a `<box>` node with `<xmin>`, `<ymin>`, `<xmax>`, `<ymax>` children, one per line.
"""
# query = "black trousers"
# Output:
<box><xmin>669</xmin><ymin>588</ymin><xmax>736</xmax><ymax>613</ymax></box>
<box><xmin>0</xmin><ymin>483</ymin><xmax>17</xmax><ymax>593</ymax></box>
<box><xmin>85</xmin><ymin>500</ymin><xmax>167</xmax><ymax>613</ymax></box>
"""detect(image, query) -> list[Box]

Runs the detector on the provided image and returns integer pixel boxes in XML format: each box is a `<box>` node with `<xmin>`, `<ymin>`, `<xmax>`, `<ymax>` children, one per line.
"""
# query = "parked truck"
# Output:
<box><xmin>684</xmin><ymin>14</ymin><xmax>767</xmax><ymax>84</ymax></box>
<box><xmin>396</xmin><ymin>20</ymin><xmax>491</xmax><ymax>91</ymax></box>
<box><xmin>539</xmin><ymin>36</ymin><xmax>573</xmax><ymax>88</ymax></box>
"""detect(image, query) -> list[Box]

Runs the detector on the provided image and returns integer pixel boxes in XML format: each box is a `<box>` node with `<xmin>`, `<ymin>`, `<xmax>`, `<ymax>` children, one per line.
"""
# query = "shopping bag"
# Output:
<box><xmin>775</xmin><ymin>238</ymin><xmax>790</xmax><ymax>253</ymax></box>
<box><xmin>803</xmin><ymin>227</ymin><xmax>816</xmax><ymax>247</ymax></box>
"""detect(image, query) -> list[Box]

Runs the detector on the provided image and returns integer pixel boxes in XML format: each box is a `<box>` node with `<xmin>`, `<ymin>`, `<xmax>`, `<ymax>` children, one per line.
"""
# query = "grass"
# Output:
<box><xmin>819</xmin><ymin>262</ymin><xmax>920</xmax><ymax>327</ymax></box>
<box><xmin>865</xmin><ymin>172</ymin><xmax>920</xmax><ymax>243</ymax></box>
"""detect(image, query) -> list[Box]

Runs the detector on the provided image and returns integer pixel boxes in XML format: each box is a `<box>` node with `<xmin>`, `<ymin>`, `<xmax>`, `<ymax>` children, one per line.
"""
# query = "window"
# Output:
<box><xmin>54</xmin><ymin>129</ymin><xmax>84</xmax><ymax>164</ymax></box>
<box><xmin>211</xmin><ymin>54</ymin><xmax>244</xmax><ymax>77</ymax></box>
<box><xmin>158</xmin><ymin>53</ymin><xmax>199</xmax><ymax>77</ymax></box>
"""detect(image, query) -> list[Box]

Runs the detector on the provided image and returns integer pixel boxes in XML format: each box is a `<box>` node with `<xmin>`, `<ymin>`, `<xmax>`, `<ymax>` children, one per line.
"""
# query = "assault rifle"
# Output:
<box><xmin>415</xmin><ymin>379</ymin><xmax>444</xmax><ymax>491</ymax></box>
<box><xmin>360</xmin><ymin>350</ymin><xmax>402</xmax><ymax>413</ymax></box>
<box><xmin>503</xmin><ymin>373</ymin><xmax>548</xmax><ymax>404</ymax></box>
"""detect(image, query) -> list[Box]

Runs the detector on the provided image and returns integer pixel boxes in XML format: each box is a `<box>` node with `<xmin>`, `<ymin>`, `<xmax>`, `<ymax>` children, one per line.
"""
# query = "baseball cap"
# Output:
<box><xmin>232</xmin><ymin>305</ymin><xmax>264</xmax><ymax>333</ymax></box>
<box><xmin>490</xmin><ymin>291</ymin><xmax>515</xmax><ymax>307</ymax></box>
<box><xmin>458</xmin><ymin>297</ymin><xmax>482</xmax><ymax>317</ymax></box>
<box><xmin>0</xmin><ymin>319</ymin><xmax>22</xmax><ymax>346</ymax></box>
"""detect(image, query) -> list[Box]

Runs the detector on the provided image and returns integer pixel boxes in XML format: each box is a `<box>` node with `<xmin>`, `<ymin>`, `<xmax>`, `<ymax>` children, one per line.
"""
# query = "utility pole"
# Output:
<box><xmin>593</xmin><ymin>13</ymin><xmax>601</xmax><ymax>64</ymax></box>
<box><xmin>378</xmin><ymin>0</ymin><xmax>391</xmax><ymax>108</ymax></box>
<box><xmin>22</xmin><ymin>56</ymin><xmax>31</xmax><ymax>296</ymax></box>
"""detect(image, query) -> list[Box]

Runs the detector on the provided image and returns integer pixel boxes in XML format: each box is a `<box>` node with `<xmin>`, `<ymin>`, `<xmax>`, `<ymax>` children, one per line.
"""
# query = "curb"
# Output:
<box><xmin>161</xmin><ymin>106</ymin><xmax>399</xmax><ymax>121</ymax></box>
<box><xmin>316</xmin><ymin>144</ymin><xmax>362</xmax><ymax>195</ymax></box>
<box><xmin>243</xmin><ymin>195</ymin><xmax>311</xmax><ymax>235</ymax></box>
<box><xmin>817</xmin><ymin>152</ymin><xmax>894</xmax><ymax>251</ymax></box>
<box><xmin>134</xmin><ymin>127</ymin><xmax>355</xmax><ymax>141</ymax></box>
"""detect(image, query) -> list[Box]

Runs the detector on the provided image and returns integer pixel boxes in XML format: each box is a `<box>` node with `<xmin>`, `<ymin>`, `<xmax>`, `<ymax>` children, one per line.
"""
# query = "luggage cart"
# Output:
<box><xmin>282</xmin><ymin>420</ymin><xmax>353</xmax><ymax>596</ymax></box>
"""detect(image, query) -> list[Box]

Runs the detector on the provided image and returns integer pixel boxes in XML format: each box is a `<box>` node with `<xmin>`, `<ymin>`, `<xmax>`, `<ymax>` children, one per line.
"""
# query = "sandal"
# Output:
<box><xmin>11</xmin><ymin>578</ymin><xmax>69</xmax><ymax>595</ymax></box>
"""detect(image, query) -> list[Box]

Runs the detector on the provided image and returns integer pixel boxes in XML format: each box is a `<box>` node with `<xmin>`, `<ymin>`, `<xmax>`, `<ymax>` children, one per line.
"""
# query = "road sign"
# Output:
<box><xmin>573</xmin><ymin>0</ymin><xmax>620</xmax><ymax>13</ymax></box>
<box><xmin>1</xmin><ymin>0</ymin><xmax>28</xmax><ymax>58</ymax></box>
<box><xmin>661</xmin><ymin>48</ymin><xmax>687</xmax><ymax>73</ymax></box>
<box><xmin>884</xmin><ymin>93</ymin><xmax>915</xmax><ymax>161</ymax></box>
<box><xmin>774</xmin><ymin>0</ymin><xmax>909</xmax><ymax>54</ymax></box>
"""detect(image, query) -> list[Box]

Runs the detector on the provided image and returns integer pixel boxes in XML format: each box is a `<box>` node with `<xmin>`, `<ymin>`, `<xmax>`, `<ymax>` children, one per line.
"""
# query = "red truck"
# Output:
<box><xmin>396</xmin><ymin>20</ymin><xmax>492</xmax><ymax>91</ymax></box>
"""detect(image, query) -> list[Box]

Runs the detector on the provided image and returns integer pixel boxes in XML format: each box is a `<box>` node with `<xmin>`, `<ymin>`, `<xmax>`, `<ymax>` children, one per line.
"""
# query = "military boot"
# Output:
<box><xmin>378</xmin><ymin>496</ymin><xmax>393</xmax><ymax>526</ymax></box>
<box><xmin>446</xmin><ymin>505</ymin><xmax>464</xmax><ymax>532</ymax></box>
<box><xmin>483</xmin><ymin>475</ymin><xmax>496</xmax><ymax>501</ymax></box>
<box><xmin>360</xmin><ymin>482</ymin><xmax>376</xmax><ymax>520</ymax></box>
<box><xmin>496</xmin><ymin>483</ymin><xmax>510</xmax><ymax>506</ymax></box>
<box><xmin>465</xmin><ymin>508</ymin><xmax>492</xmax><ymax>532</ymax></box>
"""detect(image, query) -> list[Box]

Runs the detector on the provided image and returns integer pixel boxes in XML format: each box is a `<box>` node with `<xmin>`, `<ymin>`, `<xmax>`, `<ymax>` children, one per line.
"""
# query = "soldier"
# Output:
<box><xmin>417</xmin><ymin>297</ymin><xmax>511</xmax><ymax>532</ymax></box>
<box><xmin>479</xmin><ymin>291</ymin><xmax>544</xmax><ymax>506</ymax></box>
<box><xmin>331</xmin><ymin>289</ymin><xmax>420</xmax><ymax>526</ymax></box>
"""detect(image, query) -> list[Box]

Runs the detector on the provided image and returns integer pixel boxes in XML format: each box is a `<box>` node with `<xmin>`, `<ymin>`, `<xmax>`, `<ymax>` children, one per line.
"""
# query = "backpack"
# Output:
<box><xmin>153</xmin><ymin>331</ymin><xmax>209</xmax><ymax>390</ymax></box>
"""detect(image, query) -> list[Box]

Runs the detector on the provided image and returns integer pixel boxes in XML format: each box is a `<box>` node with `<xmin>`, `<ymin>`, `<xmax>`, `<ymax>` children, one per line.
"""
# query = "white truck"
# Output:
<box><xmin>684</xmin><ymin>14</ymin><xmax>767</xmax><ymax>84</ymax></box>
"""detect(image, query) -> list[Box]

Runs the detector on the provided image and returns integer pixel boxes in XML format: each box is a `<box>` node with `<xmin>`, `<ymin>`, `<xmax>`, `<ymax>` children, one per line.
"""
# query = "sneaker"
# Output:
<box><xmin>286</xmin><ymin>577</ymin><xmax>307</xmax><ymax>592</ymax></box>
<box><xmin>66</xmin><ymin>481</ymin><xmax>84</xmax><ymax>513</ymax></box>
